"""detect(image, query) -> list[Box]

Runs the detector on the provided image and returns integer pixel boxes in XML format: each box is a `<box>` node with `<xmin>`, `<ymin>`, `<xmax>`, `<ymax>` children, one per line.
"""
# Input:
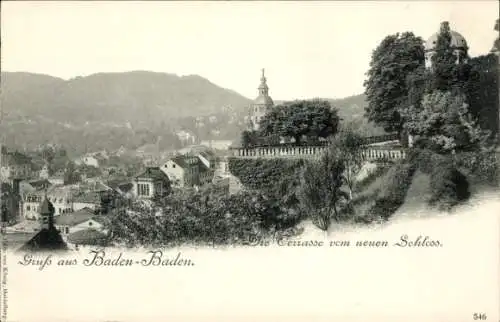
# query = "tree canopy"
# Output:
<box><xmin>297</xmin><ymin>151</ymin><xmax>347</xmax><ymax>231</ymax></box>
<box><xmin>328</xmin><ymin>127</ymin><xmax>366</xmax><ymax>200</ymax></box>
<box><xmin>466</xmin><ymin>54</ymin><xmax>499</xmax><ymax>138</ymax></box>
<box><xmin>364</xmin><ymin>32</ymin><xmax>425</xmax><ymax>133</ymax></box>
<box><xmin>258</xmin><ymin>99</ymin><xmax>339</xmax><ymax>145</ymax></box>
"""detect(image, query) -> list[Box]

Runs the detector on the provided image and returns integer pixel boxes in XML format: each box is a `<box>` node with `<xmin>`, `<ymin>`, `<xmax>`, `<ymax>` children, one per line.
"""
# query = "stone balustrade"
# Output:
<box><xmin>360</xmin><ymin>148</ymin><xmax>407</xmax><ymax>161</ymax></box>
<box><xmin>229</xmin><ymin>145</ymin><xmax>407</xmax><ymax>161</ymax></box>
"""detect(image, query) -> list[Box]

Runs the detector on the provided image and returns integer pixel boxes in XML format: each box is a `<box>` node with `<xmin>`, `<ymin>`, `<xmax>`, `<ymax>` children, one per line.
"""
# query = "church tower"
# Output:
<box><xmin>40</xmin><ymin>195</ymin><xmax>55</xmax><ymax>230</ymax></box>
<box><xmin>249</xmin><ymin>69</ymin><xmax>274</xmax><ymax>131</ymax></box>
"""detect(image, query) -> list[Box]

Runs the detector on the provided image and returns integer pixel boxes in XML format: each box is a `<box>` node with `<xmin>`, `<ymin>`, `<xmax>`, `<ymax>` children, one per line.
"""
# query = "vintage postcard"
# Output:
<box><xmin>0</xmin><ymin>1</ymin><xmax>499</xmax><ymax>321</ymax></box>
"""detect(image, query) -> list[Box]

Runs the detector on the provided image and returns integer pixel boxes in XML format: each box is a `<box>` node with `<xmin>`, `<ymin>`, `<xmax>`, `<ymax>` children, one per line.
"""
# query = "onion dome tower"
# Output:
<box><xmin>249</xmin><ymin>69</ymin><xmax>274</xmax><ymax>131</ymax></box>
<box><xmin>424</xmin><ymin>21</ymin><xmax>468</xmax><ymax>70</ymax></box>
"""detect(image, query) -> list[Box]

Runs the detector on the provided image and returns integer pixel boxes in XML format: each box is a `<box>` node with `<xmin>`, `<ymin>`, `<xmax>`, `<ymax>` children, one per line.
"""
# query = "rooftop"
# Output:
<box><xmin>73</xmin><ymin>191</ymin><xmax>101</xmax><ymax>204</ymax></box>
<box><xmin>136</xmin><ymin>166</ymin><xmax>171</xmax><ymax>182</ymax></box>
<box><xmin>425</xmin><ymin>22</ymin><xmax>468</xmax><ymax>52</ymax></box>
<box><xmin>28</xmin><ymin>179</ymin><xmax>52</xmax><ymax>191</ymax></box>
<box><xmin>40</xmin><ymin>197</ymin><xmax>55</xmax><ymax>215</ymax></box>
<box><xmin>67</xmin><ymin>228</ymin><xmax>109</xmax><ymax>246</ymax></box>
<box><xmin>106</xmin><ymin>179</ymin><xmax>133</xmax><ymax>193</ymax></box>
<box><xmin>170</xmin><ymin>155</ymin><xmax>198</xmax><ymax>169</ymax></box>
<box><xmin>18</xmin><ymin>227</ymin><xmax>68</xmax><ymax>252</ymax></box>
<box><xmin>54</xmin><ymin>208</ymin><xmax>95</xmax><ymax>226</ymax></box>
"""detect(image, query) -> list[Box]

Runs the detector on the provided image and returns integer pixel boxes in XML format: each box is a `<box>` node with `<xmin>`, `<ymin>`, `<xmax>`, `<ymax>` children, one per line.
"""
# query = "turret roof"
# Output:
<box><xmin>425</xmin><ymin>22</ymin><xmax>468</xmax><ymax>52</ymax></box>
<box><xmin>40</xmin><ymin>196</ymin><xmax>55</xmax><ymax>215</ymax></box>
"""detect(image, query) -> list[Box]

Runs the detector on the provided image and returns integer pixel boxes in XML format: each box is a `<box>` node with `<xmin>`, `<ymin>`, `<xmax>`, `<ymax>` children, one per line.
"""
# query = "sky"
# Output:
<box><xmin>1</xmin><ymin>1</ymin><xmax>498</xmax><ymax>100</ymax></box>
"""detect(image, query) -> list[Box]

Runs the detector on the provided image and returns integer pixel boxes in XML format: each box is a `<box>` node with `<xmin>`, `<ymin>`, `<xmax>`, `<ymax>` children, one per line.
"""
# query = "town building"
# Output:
<box><xmin>39</xmin><ymin>163</ymin><xmax>50</xmax><ymax>179</ymax></box>
<box><xmin>19</xmin><ymin>179</ymin><xmax>52</xmax><ymax>220</ymax></box>
<box><xmin>46</xmin><ymin>185</ymin><xmax>75</xmax><ymax>216</ymax></box>
<box><xmin>160</xmin><ymin>150</ymin><xmax>217</xmax><ymax>189</ymax></box>
<box><xmin>19</xmin><ymin>196</ymin><xmax>68</xmax><ymax>252</ymax></box>
<box><xmin>248</xmin><ymin>69</ymin><xmax>274</xmax><ymax>131</ymax></box>
<box><xmin>72</xmin><ymin>191</ymin><xmax>102</xmax><ymax>212</ymax></box>
<box><xmin>132</xmin><ymin>167</ymin><xmax>171</xmax><ymax>199</ymax></box>
<box><xmin>1</xmin><ymin>180</ymin><xmax>22</xmax><ymax>223</ymax></box>
<box><xmin>48</xmin><ymin>169</ymin><xmax>65</xmax><ymax>185</ymax></box>
<box><xmin>67</xmin><ymin>228</ymin><xmax>109</xmax><ymax>247</ymax></box>
<box><xmin>23</xmin><ymin>192</ymin><xmax>45</xmax><ymax>220</ymax></box>
<box><xmin>106</xmin><ymin>179</ymin><xmax>134</xmax><ymax>200</ymax></box>
<box><xmin>29</xmin><ymin>179</ymin><xmax>52</xmax><ymax>191</ymax></box>
<box><xmin>54</xmin><ymin>207</ymin><xmax>108</xmax><ymax>237</ymax></box>
<box><xmin>0</xmin><ymin>149</ymin><xmax>33</xmax><ymax>182</ymax></box>
<box><xmin>161</xmin><ymin>155</ymin><xmax>200</xmax><ymax>188</ymax></box>
<box><xmin>199</xmin><ymin>140</ymin><xmax>233</xmax><ymax>150</ymax></box>
<box><xmin>197</xmin><ymin>151</ymin><xmax>216</xmax><ymax>186</ymax></box>
<box><xmin>75</xmin><ymin>152</ymin><xmax>107</xmax><ymax>168</ymax></box>
<box><xmin>176</xmin><ymin>130</ymin><xmax>197</xmax><ymax>146</ymax></box>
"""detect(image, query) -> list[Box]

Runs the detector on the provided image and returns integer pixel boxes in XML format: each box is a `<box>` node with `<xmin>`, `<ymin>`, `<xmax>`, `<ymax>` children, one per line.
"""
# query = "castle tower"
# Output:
<box><xmin>424</xmin><ymin>21</ymin><xmax>468</xmax><ymax>70</ymax></box>
<box><xmin>249</xmin><ymin>69</ymin><xmax>274</xmax><ymax>131</ymax></box>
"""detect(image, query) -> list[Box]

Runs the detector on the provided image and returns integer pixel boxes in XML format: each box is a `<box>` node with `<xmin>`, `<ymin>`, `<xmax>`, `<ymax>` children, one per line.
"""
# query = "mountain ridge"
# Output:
<box><xmin>0</xmin><ymin>71</ymin><xmax>385</xmax><ymax>154</ymax></box>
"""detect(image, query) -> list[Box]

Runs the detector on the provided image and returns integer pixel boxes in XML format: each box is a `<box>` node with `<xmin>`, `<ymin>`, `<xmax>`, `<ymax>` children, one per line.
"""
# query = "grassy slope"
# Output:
<box><xmin>391</xmin><ymin>170</ymin><xmax>432</xmax><ymax>220</ymax></box>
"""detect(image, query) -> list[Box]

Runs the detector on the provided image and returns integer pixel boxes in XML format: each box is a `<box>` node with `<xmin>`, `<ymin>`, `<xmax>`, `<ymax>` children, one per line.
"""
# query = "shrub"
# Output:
<box><xmin>367</xmin><ymin>161</ymin><xmax>416</xmax><ymax>220</ymax></box>
<box><xmin>428</xmin><ymin>162</ymin><xmax>470</xmax><ymax>210</ymax></box>
<box><xmin>407</xmin><ymin>148</ymin><xmax>450</xmax><ymax>175</ymax></box>
<box><xmin>228</xmin><ymin>158</ymin><xmax>305</xmax><ymax>208</ymax></box>
<box><xmin>297</xmin><ymin>154</ymin><xmax>346</xmax><ymax>230</ymax></box>
<box><xmin>454</xmin><ymin>151</ymin><xmax>498</xmax><ymax>186</ymax></box>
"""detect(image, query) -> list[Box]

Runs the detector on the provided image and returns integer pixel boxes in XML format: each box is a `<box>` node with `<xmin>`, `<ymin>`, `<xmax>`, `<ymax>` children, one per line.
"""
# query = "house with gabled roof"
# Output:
<box><xmin>132</xmin><ymin>167</ymin><xmax>171</xmax><ymax>199</ymax></box>
<box><xmin>54</xmin><ymin>207</ymin><xmax>108</xmax><ymax>237</ymax></box>
<box><xmin>28</xmin><ymin>179</ymin><xmax>52</xmax><ymax>191</ymax></box>
<box><xmin>67</xmin><ymin>228</ymin><xmax>109</xmax><ymax>247</ymax></box>
<box><xmin>72</xmin><ymin>191</ymin><xmax>102</xmax><ymax>212</ymax></box>
<box><xmin>160</xmin><ymin>155</ymin><xmax>199</xmax><ymax>188</ymax></box>
<box><xmin>106</xmin><ymin>179</ymin><xmax>134</xmax><ymax>199</ymax></box>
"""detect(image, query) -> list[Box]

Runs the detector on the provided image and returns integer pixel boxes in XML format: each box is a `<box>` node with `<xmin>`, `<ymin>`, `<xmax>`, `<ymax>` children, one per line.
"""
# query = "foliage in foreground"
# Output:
<box><xmin>365</xmin><ymin>161</ymin><xmax>417</xmax><ymax>220</ymax></box>
<box><xmin>408</xmin><ymin>149</ymin><xmax>473</xmax><ymax>210</ymax></box>
<box><xmin>228</xmin><ymin>158</ymin><xmax>305</xmax><ymax>208</ymax></box>
<box><xmin>108</xmin><ymin>190</ymin><xmax>298</xmax><ymax>247</ymax></box>
<box><xmin>428</xmin><ymin>161</ymin><xmax>470</xmax><ymax>211</ymax></box>
<box><xmin>297</xmin><ymin>151</ymin><xmax>348</xmax><ymax>231</ymax></box>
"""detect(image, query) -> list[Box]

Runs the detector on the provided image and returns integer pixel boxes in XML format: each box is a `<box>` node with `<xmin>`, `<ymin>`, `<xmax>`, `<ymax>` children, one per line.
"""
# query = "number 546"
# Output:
<box><xmin>473</xmin><ymin>313</ymin><xmax>487</xmax><ymax>320</ymax></box>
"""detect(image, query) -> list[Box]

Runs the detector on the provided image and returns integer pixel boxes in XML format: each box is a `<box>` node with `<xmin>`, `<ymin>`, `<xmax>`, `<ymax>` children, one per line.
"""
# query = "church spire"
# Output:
<box><xmin>258</xmin><ymin>68</ymin><xmax>269</xmax><ymax>96</ymax></box>
<box><xmin>40</xmin><ymin>193</ymin><xmax>55</xmax><ymax>230</ymax></box>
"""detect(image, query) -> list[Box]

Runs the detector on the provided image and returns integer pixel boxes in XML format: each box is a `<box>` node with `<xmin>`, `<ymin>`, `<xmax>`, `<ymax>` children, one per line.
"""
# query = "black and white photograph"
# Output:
<box><xmin>0</xmin><ymin>1</ymin><xmax>498</xmax><ymax>321</ymax></box>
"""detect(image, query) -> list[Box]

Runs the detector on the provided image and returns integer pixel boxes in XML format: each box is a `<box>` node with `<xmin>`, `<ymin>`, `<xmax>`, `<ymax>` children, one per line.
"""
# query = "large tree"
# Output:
<box><xmin>297</xmin><ymin>152</ymin><xmax>347</xmax><ymax>231</ymax></box>
<box><xmin>240</xmin><ymin>130</ymin><xmax>260</xmax><ymax>148</ymax></box>
<box><xmin>328</xmin><ymin>127</ymin><xmax>365</xmax><ymax>200</ymax></box>
<box><xmin>364</xmin><ymin>32</ymin><xmax>425</xmax><ymax>133</ymax></box>
<box><xmin>258</xmin><ymin>99</ymin><xmax>339</xmax><ymax>145</ymax></box>
<box><xmin>466</xmin><ymin>54</ymin><xmax>499</xmax><ymax>138</ymax></box>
